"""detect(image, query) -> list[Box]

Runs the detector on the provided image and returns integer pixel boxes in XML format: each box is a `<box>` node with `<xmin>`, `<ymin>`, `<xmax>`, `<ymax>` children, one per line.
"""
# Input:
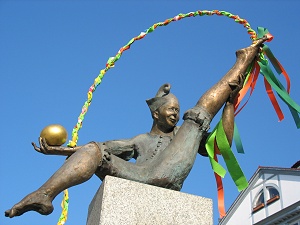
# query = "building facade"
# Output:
<box><xmin>219</xmin><ymin>165</ymin><xmax>300</xmax><ymax>225</ymax></box>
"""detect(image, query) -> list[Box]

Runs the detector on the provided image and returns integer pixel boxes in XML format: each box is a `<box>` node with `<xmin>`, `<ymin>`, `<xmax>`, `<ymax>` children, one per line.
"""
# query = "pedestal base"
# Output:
<box><xmin>87</xmin><ymin>176</ymin><xmax>213</xmax><ymax>225</ymax></box>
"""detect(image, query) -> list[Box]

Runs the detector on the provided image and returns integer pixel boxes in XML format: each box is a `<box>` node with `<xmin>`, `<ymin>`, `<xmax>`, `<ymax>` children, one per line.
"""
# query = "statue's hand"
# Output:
<box><xmin>228</xmin><ymin>73</ymin><xmax>244</xmax><ymax>104</ymax></box>
<box><xmin>32</xmin><ymin>137</ymin><xmax>54</xmax><ymax>155</ymax></box>
<box><xmin>32</xmin><ymin>137</ymin><xmax>77</xmax><ymax>156</ymax></box>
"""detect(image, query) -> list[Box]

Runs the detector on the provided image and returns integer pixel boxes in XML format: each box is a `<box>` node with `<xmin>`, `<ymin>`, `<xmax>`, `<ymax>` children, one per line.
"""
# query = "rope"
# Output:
<box><xmin>67</xmin><ymin>9</ymin><xmax>259</xmax><ymax>147</ymax></box>
<box><xmin>57</xmin><ymin>189</ymin><xmax>69</xmax><ymax>225</ymax></box>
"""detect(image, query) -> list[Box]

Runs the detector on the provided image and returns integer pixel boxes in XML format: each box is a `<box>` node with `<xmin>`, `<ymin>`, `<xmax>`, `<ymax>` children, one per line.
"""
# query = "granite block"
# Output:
<box><xmin>87</xmin><ymin>176</ymin><xmax>213</xmax><ymax>225</ymax></box>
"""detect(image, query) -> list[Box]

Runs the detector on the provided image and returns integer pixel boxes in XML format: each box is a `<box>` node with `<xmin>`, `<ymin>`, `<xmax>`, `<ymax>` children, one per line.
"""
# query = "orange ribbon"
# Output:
<box><xmin>214</xmin><ymin>140</ymin><xmax>226</xmax><ymax>218</ymax></box>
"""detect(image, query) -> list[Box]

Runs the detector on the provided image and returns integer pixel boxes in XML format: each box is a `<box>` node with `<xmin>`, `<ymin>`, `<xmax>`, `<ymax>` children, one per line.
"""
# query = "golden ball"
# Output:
<box><xmin>40</xmin><ymin>124</ymin><xmax>68</xmax><ymax>146</ymax></box>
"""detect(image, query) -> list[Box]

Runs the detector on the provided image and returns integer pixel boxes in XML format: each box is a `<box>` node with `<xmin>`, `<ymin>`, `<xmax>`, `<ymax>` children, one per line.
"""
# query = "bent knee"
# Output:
<box><xmin>81</xmin><ymin>142</ymin><xmax>102</xmax><ymax>157</ymax></box>
<box><xmin>183</xmin><ymin>106</ymin><xmax>212</xmax><ymax>131</ymax></box>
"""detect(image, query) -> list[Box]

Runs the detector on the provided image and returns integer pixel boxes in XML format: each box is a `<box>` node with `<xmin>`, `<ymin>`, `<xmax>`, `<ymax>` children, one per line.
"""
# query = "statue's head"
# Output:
<box><xmin>146</xmin><ymin>83</ymin><xmax>180</xmax><ymax>129</ymax></box>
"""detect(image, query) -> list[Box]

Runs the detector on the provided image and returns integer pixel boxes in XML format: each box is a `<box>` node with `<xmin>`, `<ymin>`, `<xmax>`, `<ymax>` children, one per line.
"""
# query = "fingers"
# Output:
<box><xmin>229</xmin><ymin>73</ymin><xmax>244</xmax><ymax>91</ymax></box>
<box><xmin>40</xmin><ymin>137</ymin><xmax>49</xmax><ymax>149</ymax></box>
<box><xmin>40</xmin><ymin>138</ymin><xmax>49</xmax><ymax>154</ymax></box>
<box><xmin>31</xmin><ymin>142</ymin><xmax>41</xmax><ymax>153</ymax></box>
<box><xmin>228</xmin><ymin>74</ymin><xmax>244</xmax><ymax>103</ymax></box>
<box><xmin>103</xmin><ymin>151</ymin><xmax>111</xmax><ymax>161</ymax></box>
<box><xmin>32</xmin><ymin>137</ymin><xmax>51</xmax><ymax>155</ymax></box>
<box><xmin>4</xmin><ymin>209</ymin><xmax>10</xmax><ymax>217</ymax></box>
<box><xmin>4</xmin><ymin>208</ymin><xmax>18</xmax><ymax>218</ymax></box>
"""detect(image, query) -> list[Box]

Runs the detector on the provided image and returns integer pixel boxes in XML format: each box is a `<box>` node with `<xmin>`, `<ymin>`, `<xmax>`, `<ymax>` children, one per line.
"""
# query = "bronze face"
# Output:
<box><xmin>155</xmin><ymin>99</ymin><xmax>180</xmax><ymax>130</ymax></box>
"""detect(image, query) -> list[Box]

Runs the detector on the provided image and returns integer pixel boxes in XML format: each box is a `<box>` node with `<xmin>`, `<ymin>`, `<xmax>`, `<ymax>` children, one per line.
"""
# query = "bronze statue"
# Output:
<box><xmin>5</xmin><ymin>37</ymin><xmax>267</xmax><ymax>218</ymax></box>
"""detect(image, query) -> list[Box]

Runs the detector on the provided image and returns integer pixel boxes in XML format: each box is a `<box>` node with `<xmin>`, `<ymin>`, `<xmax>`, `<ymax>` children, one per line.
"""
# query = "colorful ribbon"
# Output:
<box><xmin>57</xmin><ymin>189</ymin><xmax>69</xmax><ymax>225</ymax></box>
<box><xmin>67</xmin><ymin>10</ymin><xmax>259</xmax><ymax>148</ymax></box>
<box><xmin>257</xmin><ymin>27</ymin><xmax>300</xmax><ymax>126</ymax></box>
<box><xmin>206</xmin><ymin>26</ymin><xmax>300</xmax><ymax>218</ymax></box>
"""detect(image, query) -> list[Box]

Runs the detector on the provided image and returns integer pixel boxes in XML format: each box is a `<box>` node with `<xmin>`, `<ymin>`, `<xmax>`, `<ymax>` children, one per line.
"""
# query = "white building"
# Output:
<box><xmin>219</xmin><ymin>162</ymin><xmax>300</xmax><ymax>225</ymax></box>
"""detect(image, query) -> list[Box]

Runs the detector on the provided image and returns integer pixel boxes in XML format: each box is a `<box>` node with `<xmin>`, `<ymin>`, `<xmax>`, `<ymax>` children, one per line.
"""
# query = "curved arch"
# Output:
<box><xmin>67</xmin><ymin>10</ymin><xmax>259</xmax><ymax>147</ymax></box>
<box><xmin>252</xmin><ymin>184</ymin><xmax>281</xmax><ymax>213</ymax></box>
<box><xmin>253</xmin><ymin>189</ymin><xmax>265</xmax><ymax>212</ymax></box>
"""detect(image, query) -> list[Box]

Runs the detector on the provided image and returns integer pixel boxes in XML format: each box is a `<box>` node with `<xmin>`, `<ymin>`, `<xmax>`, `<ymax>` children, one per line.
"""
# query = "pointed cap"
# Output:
<box><xmin>146</xmin><ymin>83</ymin><xmax>178</xmax><ymax>112</ymax></box>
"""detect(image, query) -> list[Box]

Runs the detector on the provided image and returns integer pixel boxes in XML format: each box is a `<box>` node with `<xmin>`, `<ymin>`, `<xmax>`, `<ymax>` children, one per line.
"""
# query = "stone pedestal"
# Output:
<box><xmin>86</xmin><ymin>176</ymin><xmax>213</xmax><ymax>225</ymax></box>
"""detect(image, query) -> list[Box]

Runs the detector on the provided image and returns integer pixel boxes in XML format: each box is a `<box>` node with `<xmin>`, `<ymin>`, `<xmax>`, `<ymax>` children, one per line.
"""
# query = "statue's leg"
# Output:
<box><xmin>146</xmin><ymin>38</ymin><xmax>267</xmax><ymax>190</ymax></box>
<box><xmin>195</xmin><ymin>37</ymin><xmax>267</xmax><ymax>117</ymax></box>
<box><xmin>5</xmin><ymin>142</ymin><xmax>101</xmax><ymax>218</ymax></box>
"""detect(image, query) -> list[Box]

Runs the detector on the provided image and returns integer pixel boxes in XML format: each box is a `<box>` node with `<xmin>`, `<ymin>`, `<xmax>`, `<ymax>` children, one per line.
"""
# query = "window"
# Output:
<box><xmin>252</xmin><ymin>185</ymin><xmax>280</xmax><ymax>213</ymax></box>
<box><xmin>290</xmin><ymin>219</ymin><xmax>300</xmax><ymax>225</ymax></box>
<box><xmin>253</xmin><ymin>190</ymin><xmax>265</xmax><ymax>212</ymax></box>
<box><xmin>266</xmin><ymin>187</ymin><xmax>280</xmax><ymax>205</ymax></box>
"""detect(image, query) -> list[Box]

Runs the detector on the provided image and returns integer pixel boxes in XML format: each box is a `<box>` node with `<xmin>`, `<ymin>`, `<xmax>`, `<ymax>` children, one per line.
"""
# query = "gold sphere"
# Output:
<box><xmin>40</xmin><ymin>124</ymin><xmax>68</xmax><ymax>146</ymax></box>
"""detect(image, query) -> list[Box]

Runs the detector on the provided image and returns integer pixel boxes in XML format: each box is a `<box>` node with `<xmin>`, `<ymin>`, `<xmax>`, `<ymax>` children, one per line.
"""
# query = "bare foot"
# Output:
<box><xmin>236</xmin><ymin>36</ymin><xmax>268</xmax><ymax>63</ymax></box>
<box><xmin>5</xmin><ymin>190</ymin><xmax>54</xmax><ymax>218</ymax></box>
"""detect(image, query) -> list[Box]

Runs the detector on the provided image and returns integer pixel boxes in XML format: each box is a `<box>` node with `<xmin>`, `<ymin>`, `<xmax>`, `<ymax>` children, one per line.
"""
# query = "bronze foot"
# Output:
<box><xmin>5</xmin><ymin>190</ymin><xmax>54</xmax><ymax>218</ymax></box>
<box><xmin>235</xmin><ymin>36</ymin><xmax>267</xmax><ymax>63</ymax></box>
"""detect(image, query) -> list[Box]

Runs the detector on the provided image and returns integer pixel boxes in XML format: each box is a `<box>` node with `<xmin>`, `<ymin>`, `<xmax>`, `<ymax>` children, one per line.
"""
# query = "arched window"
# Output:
<box><xmin>252</xmin><ymin>185</ymin><xmax>280</xmax><ymax>213</ymax></box>
<box><xmin>253</xmin><ymin>190</ymin><xmax>265</xmax><ymax>212</ymax></box>
<box><xmin>266</xmin><ymin>186</ymin><xmax>280</xmax><ymax>205</ymax></box>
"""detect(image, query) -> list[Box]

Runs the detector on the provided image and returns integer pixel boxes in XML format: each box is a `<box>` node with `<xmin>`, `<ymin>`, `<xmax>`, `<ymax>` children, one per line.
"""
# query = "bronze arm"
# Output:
<box><xmin>32</xmin><ymin>137</ymin><xmax>81</xmax><ymax>156</ymax></box>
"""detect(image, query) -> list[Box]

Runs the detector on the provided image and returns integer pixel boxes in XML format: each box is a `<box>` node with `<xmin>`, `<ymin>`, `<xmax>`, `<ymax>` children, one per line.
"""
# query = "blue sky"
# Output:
<box><xmin>1</xmin><ymin>1</ymin><xmax>300</xmax><ymax>225</ymax></box>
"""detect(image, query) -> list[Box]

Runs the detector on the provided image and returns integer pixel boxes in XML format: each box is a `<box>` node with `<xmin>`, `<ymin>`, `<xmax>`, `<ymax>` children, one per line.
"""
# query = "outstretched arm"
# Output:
<box><xmin>32</xmin><ymin>136</ymin><xmax>137</xmax><ymax>159</ymax></box>
<box><xmin>32</xmin><ymin>137</ymin><xmax>81</xmax><ymax>156</ymax></box>
<box><xmin>222</xmin><ymin>102</ymin><xmax>235</xmax><ymax>146</ymax></box>
<box><xmin>222</xmin><ymin>73</ymin><xmax>243</xmax><ymax>146</ymax></box>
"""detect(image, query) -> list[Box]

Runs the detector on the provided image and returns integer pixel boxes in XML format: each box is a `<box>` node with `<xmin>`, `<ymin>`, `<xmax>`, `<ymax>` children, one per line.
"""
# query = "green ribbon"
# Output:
<box><xmin>257</xmin><ymin>26</ymin><xmax>270</xmax><ymax>39</ymax></box>
<box><xmin>257</xmin><ymin>26</ymin><xmax>300</xmax><ymax>128</ymax></box>
<box><xmin>216</xmin><ymin>120</ymin><xmax>248</xmax><ymax>191</ymax></box>
<box><xmin>233</xmin><ymin>122</ymin><xmax>245</xmax><ymax>154</ymax></box>
<box><xmin>206</xmin><ymin>120</ymin><xmax>248</xmax><ymax>191</ymax></box>
<box><xmin>259</xmin><ymin>59</ymin><xmax>300</xmax><ymax>128</ymax></box>
<box><xmin>206</xmin><ymin>127</ymin><xmax>227</xmax><ymax>178</ymax></box>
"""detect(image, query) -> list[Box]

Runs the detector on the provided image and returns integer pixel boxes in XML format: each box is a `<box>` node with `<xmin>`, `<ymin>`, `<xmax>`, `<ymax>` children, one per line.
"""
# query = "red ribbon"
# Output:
<box><xmin>264</xmin><ymin>77</ymin><xmax>284</xmax><ymax>121</ymax></box>
<box><xmin>234</xmin><ymin>62</ymin><xmax>260</xmax><ymax>116</ymax></box>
